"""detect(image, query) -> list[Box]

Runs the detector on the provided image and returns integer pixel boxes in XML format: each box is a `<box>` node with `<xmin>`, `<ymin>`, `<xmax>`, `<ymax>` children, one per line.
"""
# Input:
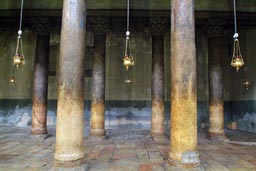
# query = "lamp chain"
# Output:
<box><xmin>125</xmin><ymin>0</ymin><xmax>131</xmax><ymax>56</ymax></box>
<box><xmin>233</xmin><ymin>0</ymin><xmax>238</xmax><ymax>39</ymax></box>
<box><xmin>19</xmin><ymin>0</ymin><xmax>24</xmax><ymax>31</ymax></box>
<box><xmin>127</xmin><ymin>0</ymin><xmax>129</xmax><ymax>32</ymax></box>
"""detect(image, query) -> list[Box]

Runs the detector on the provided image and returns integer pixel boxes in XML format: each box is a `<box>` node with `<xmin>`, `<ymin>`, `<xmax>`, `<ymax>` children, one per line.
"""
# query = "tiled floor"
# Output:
<box><xmin>0</xmin><ymin>125</ymin><xmax>255</xmax><ymax>171</ymax></box>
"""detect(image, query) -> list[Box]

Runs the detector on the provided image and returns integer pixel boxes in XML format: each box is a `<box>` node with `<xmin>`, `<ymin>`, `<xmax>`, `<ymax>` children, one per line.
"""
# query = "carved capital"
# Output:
<box><xmin>51</xmin><ymin>18</ymin><xmax>61</xmax><ymax>33</ymax></box>
<box><xmin>32</xmin><ymin>17</ymin><xmax>52</xmax><ymax>35</ymax></box>
<box><xmin>150</xmin><ymin>17</ymin><xmax>169</xmax><ymax>36</ymax></box>
<box><xmin>50</xmin><ymin>18</ymin><xmax>61</xmax><ymax>45</ymax></box>
<box><xmin>206</xmin><ymin>19</ymin><xmax>224</xmax><ymax>38</ymax></box>
<box><xmin>89</xmin><ymin>17</ymin><xmax>109</xmax><ymax>35</ymax></box>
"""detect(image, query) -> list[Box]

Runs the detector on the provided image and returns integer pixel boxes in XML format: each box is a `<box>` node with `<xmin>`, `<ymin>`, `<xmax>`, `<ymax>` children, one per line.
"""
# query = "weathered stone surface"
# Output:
<box><xmin>54</xmin><ymin>0</ymin><xmax>86</xmax><ymax>163</ymax></box>
<box><xmin>207</xmin><ymin>19</ymin><xmax>225</xmax><ymax>138</ymax></box>
<box><xmin>169</xmin><ymin>0</ymin><xmax>200</xmax><ymax>169</ymax></box>
<box><xmin>151</xmin><ymin>34</ymin><xmax>165</xmax><ymax>138</ymax></box>
<box><xmin>90</xmin><ymin>33</ymin><xmax>106</xmax><ymax>137</ymax></box>
<box><xmin>31</xmin><ymin>33</ymin><xmax>50</xmax><ymax>135</ymax></box>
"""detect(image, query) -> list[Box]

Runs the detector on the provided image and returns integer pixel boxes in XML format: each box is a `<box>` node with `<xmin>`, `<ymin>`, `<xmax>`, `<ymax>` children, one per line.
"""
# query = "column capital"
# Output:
<box><xmin>149</xmin><ymin>17</ymin><xmax>169</xmax><ymax>36</ymax></box>
<box><xmin>89</xmin><ymin>17</ymin><xmax>109</xmax><ymax>35</ymax></box>
<box><xmin>51</xmin><ymin>18</ymin><xmax>61</xmax><ymax>33</ymax></box>
<box><xmin>50</xmin><ymin>18</ymin><xmax>61</xmax><ymax>45</ymax></box>
<box><xmin>206</xmin><ymin>19</ymin><xmax>224</xmax><ymax>38</ymax></box>
<box><xmin>32</xmin><ymin>17</ymin><xmax>52</xmax><ymax>35</ymax></box>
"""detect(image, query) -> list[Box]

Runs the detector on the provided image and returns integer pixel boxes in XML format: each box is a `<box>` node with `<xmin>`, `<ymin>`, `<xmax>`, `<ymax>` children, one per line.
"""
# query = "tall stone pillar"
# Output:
<box><xmin>54</xmin><ymin>0</ymin><xmax>87</xmax><ymax>166</ymax></box>
<box><xmin>168</xmin><ymin>0</ymin><xmax>201</xmax><ymax>169</ymax></box>
<box><xmin>31</xmin><ymin>18</ymin><xmax>50</xmax><ymax>135</ymax></box>
<box><xmin>207</xmin><ymin>19</ymin><xmax>225</xmax><ymax>139</ymax></box>
<box><xmin>150</xmin><ymin>18</ymin><xmax>168</xmax><ymax>139</ymax></box>
<box><xmin>90</xmin><ymin>17</ymin><xmax>109</xmax><ymax>137</ymax></box>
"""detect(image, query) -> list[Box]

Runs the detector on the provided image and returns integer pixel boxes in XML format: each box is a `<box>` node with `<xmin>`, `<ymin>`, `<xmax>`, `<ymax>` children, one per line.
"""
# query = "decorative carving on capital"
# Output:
<box><xmin>206</xmin><ymin>19</ymin><xmax>224</xmax><ymax>38</ymax></box>
<box><xmin>32</xmin><ymin>17</ymin><xmax>52</xmax><ymax>34</ymax></box>
<box><xmin>89</xmin><ymin>17</ymin><xmax>109</xmax><ymax>35</ymax></box>
<box><xmin>149</xmin><ymin>17</ymin><xmax>169</xmax><ymax>36</ymax></box>
<box><xmin>51</xmin><ymin>18</ymin><xmax>61</xmax><ymax>33</ymax></box>
<box><xmin>50</xmin><ymin>18</ymin><xmax>61</xmax><ymax>45</ymax></box>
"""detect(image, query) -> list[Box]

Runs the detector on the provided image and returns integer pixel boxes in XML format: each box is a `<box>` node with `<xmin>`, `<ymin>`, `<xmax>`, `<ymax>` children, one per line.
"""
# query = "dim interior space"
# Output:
<box><xmin>0</xmin><ymin>0</ymin><xmax>255</xmax><ymax>171</ymax></box>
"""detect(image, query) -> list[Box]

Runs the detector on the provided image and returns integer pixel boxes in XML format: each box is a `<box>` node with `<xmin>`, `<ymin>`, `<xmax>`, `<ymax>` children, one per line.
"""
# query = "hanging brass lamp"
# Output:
<box><xmin>230</xmin><ymin>34</ymin><xmax>244</xmax><ymax>72</ymax></box>
<box><xmin>123</xmin><ymin>56</ymin><xmax>134</xmax><ymax>70</ymax></box>
<box><xmin>123</xmin><ymin>0</ymin><xmax>135</xmax><ymax>83</ymax></box>
<box><xmin>13</xmin><ymin>31</ymin><xmax>25</xmax><ymax>68</ymax></box>
<box><xmin>13</xmin><ymin>0</ymin><xmax>25</xmax><ymax>68</ymax></box>
<box><xmin>123</xmin><ymin>32</ymin><xmax>135</xmax><ymax>70</ymax></box>
<box><xmin>230</xmin><ymin>0</ymin><xmax>244</xmax><ymax>72</ymax></box>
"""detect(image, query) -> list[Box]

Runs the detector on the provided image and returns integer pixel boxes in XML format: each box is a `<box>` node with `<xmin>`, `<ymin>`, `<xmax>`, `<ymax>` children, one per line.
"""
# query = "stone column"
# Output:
<box><xmin>207</xmin><ymin>19</ymin><xmax>225</xmax><ymax>139</ymax></box>
<box><xmin>54</xmin><ymin>0</ymin><xmax>87</xmax><ymax>166</ymax></box>
<box><xmin>168</xmin><ymin>0</ymin><xmax>201</xmax><ymax>169</ymax></box>
<box><xmin>150</xmin><ymin>18</ymin><xmax>168</xmax><ymax>139</ymax></box>
<box><xmin>90</xmin><ymin>17</ymin><xmax>109</xmax><ymax>137</ymax></box>
<box><xmin>31</xmin><ymin>18</ymin><xmax>50</xmax><ymax>135</ymax></box>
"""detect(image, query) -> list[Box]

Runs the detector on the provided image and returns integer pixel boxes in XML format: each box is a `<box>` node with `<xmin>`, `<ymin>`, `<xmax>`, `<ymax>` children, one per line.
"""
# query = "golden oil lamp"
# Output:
<box><xmin>123</xmin><ymin>1</ymin><xmax>134</xmax><ymax>84</ymax></box>
<box><xmin>230</xmin><ymin>34</ymin><xmax>244</xmax><ymax>72</ymax></box>
<box><xmin>9</xmin><ymin>76</ymin><xmax>16</xmax><ymax>84</ymax></box>
<box><xmin>13</xmin><ymin>30</ymin><xmax>25</xmax><ymax>68</ymax></box>
<box><xmin>231</xmin><ymin>56</ymin><xmax>244</xmax><ymax>72</ymax></box>
<box><xmin>123</xmin><ymin>31</ymin><xmax>135</xmax><ymax>70</ymax></box>
<box><xmin>13</xmin><ymin>53</ymin><xmax>25</xmax><ymax>68</ymax></box>
<box><xmin>123</xmin><ymin>55</ymin><xmax>134</xmax><ymax>70</ymax></box>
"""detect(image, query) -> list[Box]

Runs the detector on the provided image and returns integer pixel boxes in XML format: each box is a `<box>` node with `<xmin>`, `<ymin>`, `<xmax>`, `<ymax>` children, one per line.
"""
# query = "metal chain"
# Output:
<box><xmin>127</xmin><ymin>0</ymin><xmax>129</xmax><ymax>31</ymax></box>
<box><xmin>19</xmin><ymin>0</ymin><xmax>24</xmax><ymax>31</ymax></box>
<box><xmin>233</xmin><ymin>0</ymin><xmax>238</xmax><ymax>34</ymax></box>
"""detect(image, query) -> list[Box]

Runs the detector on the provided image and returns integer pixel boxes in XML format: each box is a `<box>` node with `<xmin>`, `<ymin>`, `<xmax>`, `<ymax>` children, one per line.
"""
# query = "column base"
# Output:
<box><xmin>151</xmin><ymin>129</ymin><xmax>166</xmax><ymax>142</ymax></box>
<box><xmin>54</xmin><ymin>152</ymin><xmax>84</xmax><ymax>162</ymax></box>
<box><xmin>165</xmin><ymin>164</ymin><xmax>205</xmax><ymax>171</ymax></box>
<box><xmin>31</xmin><ymin>127</ymin><xmax>47</xmax><ymax>135</ymax></box>
<box><xmin>90</xmin><ymin>128</ymin><xmax>106</xmax><ymax>137</ymax></box>
<box><xmin>29</xmin><ymin>134</ymin><xmax>51</xmax><ymax>140</ymax></box>
<box><xmin>151</xmin><ymin>129</ymin><xmax>165</xmax><ymax>137</ymax></box>
<box><xmin>168</xmin><ymin>151</ymin><xmax>200</xmax><ymax>169</ymax></box>
<box><xmin>53</xmin><ymin>158</ymin><xmax>88</xmax><ymax>171</ymax></box>
<box><xmin>207</xmin><ymin>131</ymin><xmax>227</xmax><ymax>141</ymax></box>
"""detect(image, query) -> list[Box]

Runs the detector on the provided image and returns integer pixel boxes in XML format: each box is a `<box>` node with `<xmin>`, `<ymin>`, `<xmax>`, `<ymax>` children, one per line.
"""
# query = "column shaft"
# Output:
<box><xmin>151</xmin><ymin>35</ymin><xmax>165</xmax><ymax>137</ymax></box>
<box><xmin>208</xmin><ymin>37</ymin><xmax>224</xmax><ymax>136</ymax></box>
<box><xmin>54</xmin><ymin>0</ymin><xmax>86</xmax><ymax>163</ymax></box>
<box><xmin>90</xmin><ymin>35</ymin><xmax>106</xmax><ymax>136</ymax></box>
<box><xmin>169</xmin><ymin>0</ymin><xmax>200</xmax><ymax>169</ymax></box>
<box><xmin>31</xmin><ymin>34</ymin><xmax>49</xmax><ymax>135</ymax></box>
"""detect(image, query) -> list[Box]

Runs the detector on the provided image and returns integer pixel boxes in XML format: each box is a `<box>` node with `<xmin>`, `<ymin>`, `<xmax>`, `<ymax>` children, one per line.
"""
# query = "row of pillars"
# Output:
<box><xmin>29</xmin><ymin>0</ymin><xmax>226</xmax><ymax>169</ymax></box>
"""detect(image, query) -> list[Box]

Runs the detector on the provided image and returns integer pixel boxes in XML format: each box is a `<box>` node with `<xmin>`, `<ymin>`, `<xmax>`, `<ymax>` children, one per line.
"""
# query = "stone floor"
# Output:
<box><xmin>0</xmin><ymin>125</ymin><xmax>255</xmax><ymax>171</ymax></box>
